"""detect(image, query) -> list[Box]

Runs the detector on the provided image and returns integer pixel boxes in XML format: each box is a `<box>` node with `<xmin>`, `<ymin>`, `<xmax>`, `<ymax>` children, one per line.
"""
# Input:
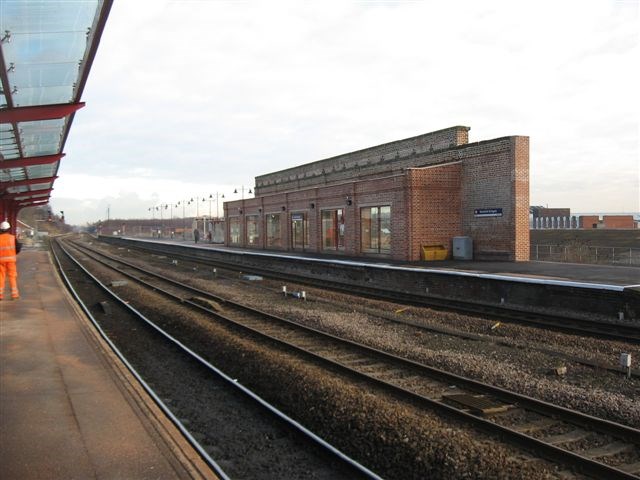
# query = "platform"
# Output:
<box><xmin>104</xmin><ymin>236</ymin><xmax>638</xmax><ymax>321</ymax></box>
<box><xmin>0</xmin><ymin>247</ymin><xmax>216</xmax><ymax>479</ymax></box>
<box><xmin>137</xmin><ymin>237</ymin><xmax>640</xmax><ymax>289</ymax></box>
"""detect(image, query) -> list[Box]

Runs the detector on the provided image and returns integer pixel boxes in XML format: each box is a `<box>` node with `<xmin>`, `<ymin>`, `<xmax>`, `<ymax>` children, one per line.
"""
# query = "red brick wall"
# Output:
<box><xmin>226</xmin><ymin>131</ymin><xmax>530</xmax><ymax>262</ymax></box>
<box><xmin>579</xmin><ymin>216</ymin><xmax>600</xmax><ymax>229</ymax></box>
<box><xmin>407</xmin><ymin>163</ymin><xmax>462</xmax><ymax>261</ymax></box>
<box><xmin>512</xmin><ymin>137</ymin><xmax>530</xmax><ymax>261</ymax></box>
<box><xmin>459</xmin><ymin>136</ymin><xmax>529</xmax><ymax>261</ymax></box>
<box><xmin>603</xmin><ymin>215</ymin><xmax>634</xmax><ymax>229</ymax></box>
<box><xmin>255</xmin><ymin>126</ymin><xmax>470</xmax><ymax>195</ymax></box>
<box><xmin>226</xmin><ymin>175</ymin><xmax>408</xmax><ymax>258</ymax></box>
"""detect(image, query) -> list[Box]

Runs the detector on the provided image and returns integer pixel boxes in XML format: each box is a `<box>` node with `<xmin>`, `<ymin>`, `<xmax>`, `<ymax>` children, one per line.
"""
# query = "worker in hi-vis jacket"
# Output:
<box><xmin>0</xmin><ymin>221</ymin><xmax>21</xmax><ymax>300</ymax></box>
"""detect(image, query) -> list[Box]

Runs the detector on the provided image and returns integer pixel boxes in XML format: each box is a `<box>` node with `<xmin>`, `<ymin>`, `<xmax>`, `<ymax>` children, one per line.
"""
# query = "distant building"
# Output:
<box><xmin>530</xmin><ymin>207</ymin><xmax>572</xmax><ymax>229</ymax></box>
<box><xmin>578</xmin><ymin>215</ymin><xmax>599</xmax><ymax>229</ymax></box>
<box><xmin>579</xmin><ymin>215</ymin><xmax>636</xmax><ymax>229</ymax></box>
<box><xmin>531</xmin><ymin>209</ymin><xmax>638</xmax><ymax>230</ymax></box>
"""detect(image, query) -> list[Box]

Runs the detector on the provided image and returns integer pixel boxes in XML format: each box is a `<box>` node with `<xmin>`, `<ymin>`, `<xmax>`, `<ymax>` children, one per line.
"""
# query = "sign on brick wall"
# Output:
<box><xmin>474</xmin><ymin>208</ymin><xmax>503</xmax><ymax>217</ymax></box>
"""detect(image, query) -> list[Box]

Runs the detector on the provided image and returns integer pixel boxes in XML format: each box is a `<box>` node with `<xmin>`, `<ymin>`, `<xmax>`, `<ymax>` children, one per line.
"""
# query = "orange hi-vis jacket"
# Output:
<box><xmin>0</xmin><ymin>232</ymin><xmax>17</xmax><ymax>262</ymax></box>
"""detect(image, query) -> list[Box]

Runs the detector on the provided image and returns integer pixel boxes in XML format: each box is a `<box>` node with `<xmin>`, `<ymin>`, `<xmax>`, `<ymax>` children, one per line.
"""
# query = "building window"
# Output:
<box><xmin>361</xmin><ymin>206</ymin><xmax>391</xmax><ymax>253</ymax></box>
<box><xmin>246</xmin><ymin>215</ymin><xmax>259</xmax><ymax>246</ymax></box>
<box><xmin>291</xmin><ymin>212</ymin><xmax>309</xmax><ymax>250</ymax></box>
<box><xmin>321</xmin><ymin>209</ymin><xmax>344</xmax><ymax>250</ymax></box>
<box><xmin>229</xmin><ymin>216</ymin><xmax>241</xmax><ymax>245</ymax></box>
<box><xmin>266</xmin><ymin>213</ymin><xmax>282</xmax><ymax>247</ymax></box>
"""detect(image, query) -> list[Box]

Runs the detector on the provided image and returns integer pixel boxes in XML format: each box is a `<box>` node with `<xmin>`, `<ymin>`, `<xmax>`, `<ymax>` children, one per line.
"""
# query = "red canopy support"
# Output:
<box><xmin>0</xmin><ymin>199</ymin><xmax>19</xmax><ymax>234</ymax></box>
<box><xmin>18</xmin><ymin>199</ymin><xmax>49</xmax><ymax>207</ymax></box>
<box><xmin>0</xmin><ymin>153</ymin><xmax>64</xmax><ymax>169</ymax></box>
<box><xmin>1</xmin><ymin>176</ymin><xmax>58</xmax><ymax>190</ymax></box>
<box><xmin>0</xmin><ymin>103</ymin><xmax>85</xmax><ymax>124</ymax></box>
<box><xmin>3</xmin><ymin>187</ymin><xmax>53</xmax><ymax>198</ymax></box>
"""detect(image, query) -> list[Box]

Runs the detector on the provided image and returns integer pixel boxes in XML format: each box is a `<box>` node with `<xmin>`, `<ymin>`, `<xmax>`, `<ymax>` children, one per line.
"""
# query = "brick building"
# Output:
<box><xmin>530</xmin><ymin>206</ymin><xmax>573</xmax><ymax>229</ymax></box>
<box><xmin>579</xmin><ymin>215</ymin><xmax>636</xmax><ymax>229</ymax></box>
<box><xmin>224</xmin><ymin>126</ymin><xmax>530</xmax><ymax>261</ymax></box>
<box><xmin>578</xmin><ymin>215</ymin><xmax>600</xmax><ymax>229</ymax></box>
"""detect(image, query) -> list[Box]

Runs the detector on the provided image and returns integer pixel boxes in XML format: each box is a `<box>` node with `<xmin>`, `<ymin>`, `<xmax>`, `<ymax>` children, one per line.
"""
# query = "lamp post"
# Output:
<box><xmin>172</xmin><ymin>203</ymin><xmax>178</xmax><ymax>237</ymax></box>
<box><xmin>178</xmin><ymin>200</ymin><xmax>187</xmax><ymax>240</ymax></box>
<box><xmin>187</xmin><ymin>197</ymin><xmax>199</xmax><ymax>219</ymax></box>
<box><xmin>188</xmin><ymin>197</ymin><xmax>196</xmax><ymax>233</ymax></box>
<box><xmin>189</xmin><ymin>197</ymin><xmax>206</xmax><ymax>233</ymax></box>
<box><xmin>157</xmin><ymin>205</ymin><xmax>163</xmax><ymax>237</ymax></box>
<box><xmin>218</xmin><ymin>193</ymin><xmax>225</xmax><ymax>218</ymax></box>
<box><xmin>200</xmin><ymin>197</ymin><xmax>208</xmax><ymax>236</ymax></box>
<box><xmin>233</xmin><ymin>186</ymin><xmax>253</xmax><ymax>200</ymax></box>
<box><xmin>157</xmin><ymin>203</ymin><xmax>170</xmax><ymax>237</ymax></box>
<box><xmin>179</xmin><ymin>199</ymin><xmax>193</xmax><ymax>240</ymax></box>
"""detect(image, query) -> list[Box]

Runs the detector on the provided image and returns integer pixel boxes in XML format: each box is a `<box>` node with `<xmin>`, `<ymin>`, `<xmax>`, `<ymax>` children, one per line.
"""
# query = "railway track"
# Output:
<box><xmin>139</xmin><ymin>245</ymin><xmax>640</xmax><ymax>379</ymax></box>
<box><xmin>90</xmin><ymin>236</ymin><xmax>640</xmax><ymax>379</ymax></box>
<box><xmin>52</xmin><ymin>238</ymin><xmax>381</xmax><ymax>480</ymax></box>
<box><xmin>67</xmin><ymin>237</ymin><xmax>640</xmax><ymax>479</ymax></box>
<box><xmin>101</xmin><ymin>236</ymin><xmax>640</xmax><ymax>344</ymax></box>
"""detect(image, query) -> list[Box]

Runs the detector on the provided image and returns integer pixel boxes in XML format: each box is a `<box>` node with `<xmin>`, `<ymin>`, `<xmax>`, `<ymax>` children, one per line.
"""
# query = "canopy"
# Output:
<box><xmin>0</xmin><ymin>0</ymin><xmax>113</xmax><ymax>228</ymax></box>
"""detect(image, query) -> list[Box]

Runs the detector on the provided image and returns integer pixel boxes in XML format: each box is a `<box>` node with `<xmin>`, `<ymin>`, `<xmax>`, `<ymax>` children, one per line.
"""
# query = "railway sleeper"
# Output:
<box><xmin>372</xmin><ymin>368</ymin><xmax>409</xmax><ymax>380</ymax></box>
<box><xmin>580</xmin><ymin>441</ymin><xmax>634</xmax><ymax>459</ymax></box>
<box><xmin>333</xmin><ymin>353</ymin><xmax>363</xmax><ymax>363</ymax></box>
<box><xmin>355</xmin><ymin>362</ymin><xmax>391</xmax><ymax>373</ymax></box>
<box><xmin>504</xmin><ymin>417</ymin><xmax>559</xmax><ymax>434</ymax></box>
<box><xmin>340</xmin><ymin>357</ymin><xmax>377</xmax><ymax>367</ymax></box>
<box><xmin>542</xmin><ymin>429</ymin><xmax>590</xmax><ymax>445</ymax></box>
<box><xmin>619</xmin><ymin>461</ymin><xmax>640</xmax><ymax>474</ymax></box>
<box><xmin>441</xmin><ymin>393</ymin><xmax>512</xmax><ymax>416</ymax></box>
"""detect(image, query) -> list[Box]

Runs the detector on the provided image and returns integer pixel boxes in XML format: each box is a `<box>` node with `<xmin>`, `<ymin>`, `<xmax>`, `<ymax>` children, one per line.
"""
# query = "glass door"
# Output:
<box><xmin>291</xmin><ymin>212</ymin><xmax>306</xmax><ymax>250</ymax></box>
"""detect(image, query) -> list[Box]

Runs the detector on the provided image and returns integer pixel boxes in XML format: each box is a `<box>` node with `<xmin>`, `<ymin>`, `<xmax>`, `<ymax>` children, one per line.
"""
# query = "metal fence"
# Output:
<box><xmin>531</xmin><ymin>245</ymin><xmax>640</xmax><ymax>266</ymax></box>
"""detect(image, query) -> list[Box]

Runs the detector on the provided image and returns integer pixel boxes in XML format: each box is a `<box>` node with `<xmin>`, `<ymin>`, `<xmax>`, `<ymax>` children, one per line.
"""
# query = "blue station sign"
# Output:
<box><xmin>474</xmin><ymin>208</ymin><xmax>503</xmax><ymax>218</ymax></box>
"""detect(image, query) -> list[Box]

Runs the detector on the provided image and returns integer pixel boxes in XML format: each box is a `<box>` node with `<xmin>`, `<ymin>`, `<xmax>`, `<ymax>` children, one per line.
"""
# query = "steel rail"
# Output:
<box><xmin>69</xmin><ymin>239</ymin><xmax>640</xmax><ymax>436</ymax></box>
<box><xmin>105</xmin><ymin>237</ymin><xmax>640</xmax><ymax>344</ymax></box>
<box><xmin>55</xmin><ymin>238</ymin><xmax>384</xmax><ymax>480</ymax></box>
<box><xmin>49</xmin><ymin>240</ymin><xmax>232</xmax><ymax>480</ymax></box>
<box><xmin>73</xmin><ymin>239</ymin><xmax>640</xmax><ymax>380</ymax></box>
<box><xmin>68</xmin><ymin>238</ymin><xmax>640</xmax><ymax>480</ymax></box>
<box><xmin>82</xmin><ymin>238</ymin><xmax>640</xmax><ymax>377</ymax></box>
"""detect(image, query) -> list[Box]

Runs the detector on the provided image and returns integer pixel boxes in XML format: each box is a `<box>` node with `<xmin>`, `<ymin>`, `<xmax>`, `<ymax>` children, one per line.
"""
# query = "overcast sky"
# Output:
<box><xmin>52</xmin><ymin>0</ymin><xmax>639</xmax><ymax>225</ymax></box>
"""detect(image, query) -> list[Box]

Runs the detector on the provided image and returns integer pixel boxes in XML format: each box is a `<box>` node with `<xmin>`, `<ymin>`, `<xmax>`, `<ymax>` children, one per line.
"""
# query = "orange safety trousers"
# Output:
<box><xmin>0</xmin><ymin>261</ymin><xmax>19</xmax><ymax>299</ymax></box>
<box><xmin>0</xmin><ymin>232</ymin><xmax>19</xmax><ymax>299</ymax></box>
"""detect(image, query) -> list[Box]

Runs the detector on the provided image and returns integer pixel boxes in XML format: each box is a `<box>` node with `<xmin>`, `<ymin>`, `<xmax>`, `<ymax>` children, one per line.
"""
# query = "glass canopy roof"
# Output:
<box><xmin>0</xmin><ymin>0</ymin><xmax>112</xmax><ymax>208</ymax></box>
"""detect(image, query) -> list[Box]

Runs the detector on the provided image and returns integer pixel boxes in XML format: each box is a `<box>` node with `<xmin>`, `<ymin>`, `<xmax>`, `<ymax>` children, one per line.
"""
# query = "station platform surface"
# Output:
<box><xmin>135</xmin><ymin>237</ymin><xmax>640</xmax><ymax>288</ymax></box>
<box><xmin>0</xmin><ymin>247</ymin><xmax>216</xmax><ymax>480</ymax></box>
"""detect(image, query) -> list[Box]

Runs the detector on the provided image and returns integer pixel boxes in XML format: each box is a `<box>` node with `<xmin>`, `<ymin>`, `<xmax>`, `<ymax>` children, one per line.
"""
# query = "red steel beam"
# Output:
<box><xmin>2</xmin><ymin>188</ymin><xmax>54</xmax><ymax>199</ymax></box>
<box><xmin>1</xmin><ymin>176</ymin><xmax>57</xmax><ymax>189</ymax></box>
<box><xmin>0</xmin><ymin>102</ymin><xmax>85</xmax><ymax>124</ymax></box>
<box><xmin>18</xmin><ymin>195</ymin><xmax>50</xmax><ymax>203</ymax></box>
<box><xmin>0</xmin><ymin>153</ymin><xmax>64</xmax><ymax>169</ymax></box>
<box><xmin>18</xmin><ymin>199</ymin><xmax>50</xmax><ymax>207</ymax></box>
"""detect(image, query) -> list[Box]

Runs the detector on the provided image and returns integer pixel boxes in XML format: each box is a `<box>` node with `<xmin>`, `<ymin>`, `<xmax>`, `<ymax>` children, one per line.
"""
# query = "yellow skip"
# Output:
<box><xmin>395</xmin><ymin>307</ymin><xmax>409</xmax><ymax>314</ymax></box>
<box><xmin>490</xmin><ymin>322</ymin><xmax>501</xmax><ymax>330</ymax></box>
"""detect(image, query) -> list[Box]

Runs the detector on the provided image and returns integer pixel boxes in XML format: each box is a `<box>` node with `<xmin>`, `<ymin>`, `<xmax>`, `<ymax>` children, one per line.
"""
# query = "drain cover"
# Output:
<box><xmin>443</xmin><ymin>394</ymin><xmax>510</xmax><ymax>415</ymax></box>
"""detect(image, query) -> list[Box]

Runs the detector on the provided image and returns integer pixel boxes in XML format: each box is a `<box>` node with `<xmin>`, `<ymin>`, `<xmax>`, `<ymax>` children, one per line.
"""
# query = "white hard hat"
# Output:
<box><xmin>0</xmin><ymin>221</ymin><xmax>10</xmax><ymax>230</ymax></box>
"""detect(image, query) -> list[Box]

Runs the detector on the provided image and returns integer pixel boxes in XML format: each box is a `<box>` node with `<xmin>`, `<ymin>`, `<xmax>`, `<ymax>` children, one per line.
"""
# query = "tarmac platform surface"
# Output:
<box><xmin>0</xmin><ymin>247</ymin><xmax>216</xmax><ymax>480</ymax></box>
